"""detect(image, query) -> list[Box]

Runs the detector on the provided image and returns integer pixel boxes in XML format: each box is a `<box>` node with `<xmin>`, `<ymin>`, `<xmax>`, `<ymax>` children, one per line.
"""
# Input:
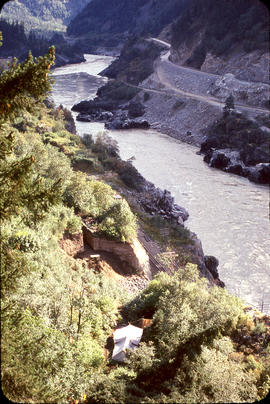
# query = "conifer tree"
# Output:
<box><xmin>0</xmin><ymin>41</ymin><xmax>62</xmax><ymax>301</ymax></box>
<box><xmin>0</xmin><ymin>45</ymin><xmax>62</xmax><ymax>221</ymax></box>
<box><xmin>223</xmin><ymin>94</ymin><xmax>235</xmax><ymax>117</ymax></box>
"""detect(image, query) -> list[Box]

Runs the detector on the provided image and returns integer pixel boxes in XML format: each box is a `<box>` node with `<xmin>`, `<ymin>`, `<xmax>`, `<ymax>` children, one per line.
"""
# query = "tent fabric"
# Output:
<box><xmin>112</xmin><ymin>325</ymin><xmax>143</xmax><ymax>362</ymax></box>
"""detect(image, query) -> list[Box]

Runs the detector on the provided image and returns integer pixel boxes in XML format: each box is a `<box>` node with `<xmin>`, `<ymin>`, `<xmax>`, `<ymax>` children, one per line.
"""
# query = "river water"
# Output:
<box><xmin>52</xmin><ymin>54</ymin><xmax>270</xmax><ymax>312</ymax></box>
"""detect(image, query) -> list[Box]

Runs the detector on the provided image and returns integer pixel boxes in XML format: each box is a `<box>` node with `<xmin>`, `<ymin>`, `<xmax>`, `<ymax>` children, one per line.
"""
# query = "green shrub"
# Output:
<box><xmin>7</xmin><ymin>230</ymin><xmax>40</xmax><ymax>253</ymax></box>
<box><xmin>100</xmin><ymin>199</ymin><xmax>138</xmax><ymax>242</ymax></box>
<box><xmin>82</xmin><ymin>133</ymin><xmax>94</xmax><ymax>148</ymax></box>
<box><xmin>66</xmin><ymin>215</ymin><xmax>82</xmax><ymax>234</ymax></box>
<box><xmin>252</xmin><ymin>322</ymin><xmax>266</xmax><ymax>335</ymax></box>
<box><xmin>64</xmin><ymin>174</ymin><xmax>137</xmax><ymax>242</ymax></box>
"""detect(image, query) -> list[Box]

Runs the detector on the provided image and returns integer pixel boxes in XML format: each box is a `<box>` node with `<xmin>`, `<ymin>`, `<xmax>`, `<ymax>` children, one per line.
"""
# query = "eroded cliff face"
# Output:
<box><xmin>170</xmin><ymin>0</ymin><xmax>269</xmax><ymax>83</ymax></box>
<box><xmin>170</xmin><ymin>38</ymin><xmax>269</xmax><ymax>84</ymax></box>
<box><xmin>201</xmin><ymin>50</ymin><xmax>269</xmax><ymax>84</ymax></box>
<box><xmin>170</xmin><ymin>31</ymin><xmax>270</xmax><ymax>83</ymax></box>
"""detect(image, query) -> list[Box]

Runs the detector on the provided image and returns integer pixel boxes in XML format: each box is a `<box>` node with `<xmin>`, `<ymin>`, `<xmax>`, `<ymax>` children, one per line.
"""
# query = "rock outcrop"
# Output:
<box><xmin>137</xmin><ymin>186</ymin><xmax>189</xmax><ymax>223</ymax></box>
<box><xmin>105</xmin><ymin>118</ymin><xmax>150</xmax><ymax>130</ymax></box>
<box><xmin>204</xmin><ymin>255</ymin><xmax>225</xmax><ymax>288</ymax></box>
<box><xmin>82</xmin><ymin>224</ymin><xmax>152</xmax><ymax>280</ymax></box>
<box><xmin>200</xmin><ymin>111</ymin><xmax>270</xmax><ymax>184</ymax></box>
<box><xmin>208</xmin><ymin>73</ymin><xmax>269</xmax><ymax>108</ymax></box>
<box><xmin>203</xmin><ymin>148</ymin><xmax>270</xmax><ymax>184</ymax></box>
<box><xmin>74</xmin><ymin>96</ymin><xmax>150</xmax><ymax>131</ymax></box>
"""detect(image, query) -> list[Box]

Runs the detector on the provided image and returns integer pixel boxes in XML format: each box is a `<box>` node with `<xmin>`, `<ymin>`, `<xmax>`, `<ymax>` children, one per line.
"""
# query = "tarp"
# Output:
<box><xmin>112</xmin><ymin>324</ymin><xmax>143</xmax><ymax>362</ymax></box>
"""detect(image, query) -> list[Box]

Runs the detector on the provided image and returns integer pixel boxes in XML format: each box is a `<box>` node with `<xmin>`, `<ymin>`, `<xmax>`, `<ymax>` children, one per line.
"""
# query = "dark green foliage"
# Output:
<box><xmin>117</xmin><ymin>162</ymin><xmax>146</xmax><ymax>191</ymax></box>
<box><xmin>0</xmin><ymin>48</ymin><xmax>54</xmax><ymax>119</ymax></box>
<box><xmin>82</xmin><ymin>134</ymin><xmax>94</xmax><ymax>148</ymax></box>
<box><xmin>59</xmin><ymin>104</ymin><xmax>76</xmax><ymax>134</ymax></box>
<box><xmin>223</xmin><ymin>94</ymin><xmax>235</xmax><ymax>117</ymax></box>
<box><xmin>86</xmin><ymin>265</ymin><xmax>260</xmax><ymax>403</ymax></box>
<box><xmin>0</xmin><ymin>47</ymin><xmax>64</xmax><ymax>221</ymax></box>
<box><xmin>0</xmin><ymin>19</ymin><xmax>85</xmax><ymax>67</ymax></box>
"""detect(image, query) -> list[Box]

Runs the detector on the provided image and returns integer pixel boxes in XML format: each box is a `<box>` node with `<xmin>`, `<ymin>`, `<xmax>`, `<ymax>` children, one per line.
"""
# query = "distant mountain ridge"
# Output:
<box><xmin>1</xmin><ymin>0</ymin><xmax>91</xmax><ymax>33</ymax></box>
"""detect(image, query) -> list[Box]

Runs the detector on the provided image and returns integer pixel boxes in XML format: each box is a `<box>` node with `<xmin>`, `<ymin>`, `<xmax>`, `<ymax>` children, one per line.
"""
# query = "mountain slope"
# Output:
<box><xmin>67</xmin><ymin>0</ymin><xmax>188</xmax><ymax>44</ymax></box>
<box><xmin>1</xmin><ymin>0</ymin><xmax>91</xmax><ymax>33</ymax></box>
<box><xmin>170</xmin><ymin>0</ymin><xmax>269</xmax><ymax>82</ymax></box>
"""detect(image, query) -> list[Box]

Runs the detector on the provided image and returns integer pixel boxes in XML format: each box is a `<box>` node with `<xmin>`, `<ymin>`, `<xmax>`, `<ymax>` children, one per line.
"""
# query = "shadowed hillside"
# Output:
<box><xmin>67</xmin><ymin>0</ymin><xmax>188</xmax><ymax>46</ymax></box>
<box><xmin>1</xmin><ymin>0</ymin><xmax>90</xmax><ymax>33</ymax></box>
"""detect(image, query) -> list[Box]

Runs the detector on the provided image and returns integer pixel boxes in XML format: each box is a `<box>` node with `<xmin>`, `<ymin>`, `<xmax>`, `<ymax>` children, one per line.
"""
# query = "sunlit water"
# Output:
<box><xmin>52</xmin><ymin>55</ymin><xmax>270</xmax><ymax>312</ymax></box>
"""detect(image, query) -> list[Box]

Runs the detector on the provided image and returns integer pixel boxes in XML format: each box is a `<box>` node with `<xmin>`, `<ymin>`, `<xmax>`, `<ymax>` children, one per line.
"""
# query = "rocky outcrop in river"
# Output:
<box><xmin>202</xmin><ymin>148</ymin><xmax>270</xmax><ymax>184</ymax></box>
<box><xmin>73</xmin><ymin>89</ymin><xmax>151</xmax><ymax>131</ymax></box>
<box><xmin>200</xmin><ymin>110</ymin><xmax>270</xmax><ymax>184</ymax></box>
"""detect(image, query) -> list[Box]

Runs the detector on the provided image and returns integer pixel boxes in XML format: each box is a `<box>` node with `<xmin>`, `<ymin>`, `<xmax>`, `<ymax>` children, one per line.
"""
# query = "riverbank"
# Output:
<box><xmin>76</xmin><ymin>132</ymin><xmax>223</xmax><ymax>286</ymax></box>
<box><xmin>52</xmin><ymin>53</ymin><xmax>270</xmax><ymax>313</ymax></box>
<box><xmin>72</xmin><ymin>40</ymin><xmax>270</xmax><ymax>184</ymax></box>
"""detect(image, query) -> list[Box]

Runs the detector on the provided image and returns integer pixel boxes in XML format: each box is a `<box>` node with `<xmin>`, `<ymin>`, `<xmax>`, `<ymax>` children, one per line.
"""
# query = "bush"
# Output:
<box><xmin>82</xmin><ymin>133</ymin><xmax>94</xmax><ymax>148</ymax></box>
<box><xmin>66</xmin><ymin>215</ymin><xmax>82</xmax><ymax>234</ymax></box>
<box><xmin>117</xmin><ymin>162</ymin><xmax>145</xmax><ymax>191</ymax></box>
<box><xmin>143</xmin><ymin>92</ymin><xmax>150</xmax><ymax>102</ymax></box>
<box><xmin>100</xmin><ymin>199</ymin><xmax>137</xmax><ymax>242</ymax></box>
<box><xmin>8</xmin><ymin>230</ymin><xmax>40</xmax><ymax>253</ymax></box>
<box><xmin>252</xmin><ymin>322</ymin><xmax>266</xmax><ymax>335</ymax></box>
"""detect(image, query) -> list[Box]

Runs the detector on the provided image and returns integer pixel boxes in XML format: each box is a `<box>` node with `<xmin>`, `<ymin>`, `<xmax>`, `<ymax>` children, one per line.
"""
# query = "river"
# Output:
<box><xmin>52</xmin><ymin>54</ymin><xmax>270</xmax><ymax>313</ymax></box>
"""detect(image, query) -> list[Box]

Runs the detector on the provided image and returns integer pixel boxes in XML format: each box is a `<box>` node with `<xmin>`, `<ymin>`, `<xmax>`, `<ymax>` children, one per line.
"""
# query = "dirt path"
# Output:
<box><xmin>146</xmin><ymin>38</ymin><xmax>269</xmax><ymax>115</ymax></box>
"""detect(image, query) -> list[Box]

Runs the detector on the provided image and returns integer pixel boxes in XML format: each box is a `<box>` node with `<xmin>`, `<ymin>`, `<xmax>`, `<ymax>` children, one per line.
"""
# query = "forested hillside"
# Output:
<box><xmin>0</xmin><ymin>19</ymin><xmax>85</xmax><ymax>66</ymax></box>
<box><xmin>67</xmin><ymin>0</ymin><xmax>188</xmax><ymax>47</ymax></box>
<box><xmin>1</xmin><ymin>0</ymin><xmax>91</xmax><ymax>33</ymax></box>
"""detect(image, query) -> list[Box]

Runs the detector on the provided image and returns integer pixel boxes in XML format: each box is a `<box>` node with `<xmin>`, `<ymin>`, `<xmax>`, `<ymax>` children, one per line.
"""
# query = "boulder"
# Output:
<box><xmin>204</xmin><ymin>148</ymin><xmax>248</xmax><ymax>177</ymax></box>
<box><xmin>105</xmin><ymin>118</ymin><xmax>150</xmax><ymax>130</ymax></box>
<box><xmin>240</xmin><ymin>145</ymin><xmax>270</xmax><ymax>166</ymax></box>
<box><xmin>77</xmin><ymin>113</ymin><xmax>92</xmax><ymax>122</ymax></box>
<box><xmin>72</xmin><ymin>99</ymin><xmax>117</xmax><ymax>113</ymax></box>
<box><xmin>246</xmin><ymin>163</ymin><xmax>270</xmax><ymax>184</ymax></box>
<box><xmin>206</xmin><ymin>149</ymin><xmax>230</xmax><ymax>169</ymax></box>
<box><xmin>204</xmin><ymin>255</ymin><xmax>219</xmax><ymax>279</ymax></box>
<box><xmin>172</xmin><ymin>204</ymin><xmax>189</xmax><ymax>221</ymax></box>
<box><xmin>177</xmin><ymin>216</ymin><xmax>184</xmax><ymax>226</ymax></box>
<box><xmin>138</xmin><ymin>188</ymin><xmax>189</xmax><ymax>223</ymax></box>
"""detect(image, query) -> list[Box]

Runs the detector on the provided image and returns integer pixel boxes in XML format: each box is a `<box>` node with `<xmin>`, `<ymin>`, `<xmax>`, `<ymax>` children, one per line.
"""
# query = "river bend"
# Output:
<box><xmin>52</xmin><ymin>54</ymin><xmax>270</xmax><ymax>313</ymax></box>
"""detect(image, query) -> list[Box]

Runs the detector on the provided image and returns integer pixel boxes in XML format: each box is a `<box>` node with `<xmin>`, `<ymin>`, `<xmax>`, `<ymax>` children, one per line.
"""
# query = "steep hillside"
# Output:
<box><xmin>67</xmin><ymin>0</ymin><xmax>188</xmax><ymax>47</ymax></box>
<box><xmin>1</xmin><ymin>53</ymin><xmax>269</xmax><ymax>401</ymax></box>
<box><xmin>170</xmin><ymin>0</ymin><xmax>269</xmax><ymax>82</ymax></box>
<box><xmin>0</xmin><ymin>19</ymin><xmax>85</xmax><ymax>66</ymax></box>
<box><xmin>1</xmin><ymin>0</ymin><xmax>90</xmax><ymax>33</ymax></box>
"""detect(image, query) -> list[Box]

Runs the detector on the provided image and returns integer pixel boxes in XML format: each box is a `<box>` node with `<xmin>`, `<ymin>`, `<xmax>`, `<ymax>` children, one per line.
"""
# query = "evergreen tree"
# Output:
<box><xmin>223</xmin><ymin>94</ymin><xmax>235</xmax><ymax>117</ymax></box>
<box><xmin>0</xmin><ymin>46</ymin><xmax>62</xmax><ymax>221</ymax></box>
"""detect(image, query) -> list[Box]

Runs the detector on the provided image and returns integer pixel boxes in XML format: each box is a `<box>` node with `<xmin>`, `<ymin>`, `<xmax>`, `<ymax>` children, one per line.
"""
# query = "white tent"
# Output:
<box><xmin>112</xmin><ymin>324</ymin><xmax>143</xmax><ymax>362</ymax></box>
